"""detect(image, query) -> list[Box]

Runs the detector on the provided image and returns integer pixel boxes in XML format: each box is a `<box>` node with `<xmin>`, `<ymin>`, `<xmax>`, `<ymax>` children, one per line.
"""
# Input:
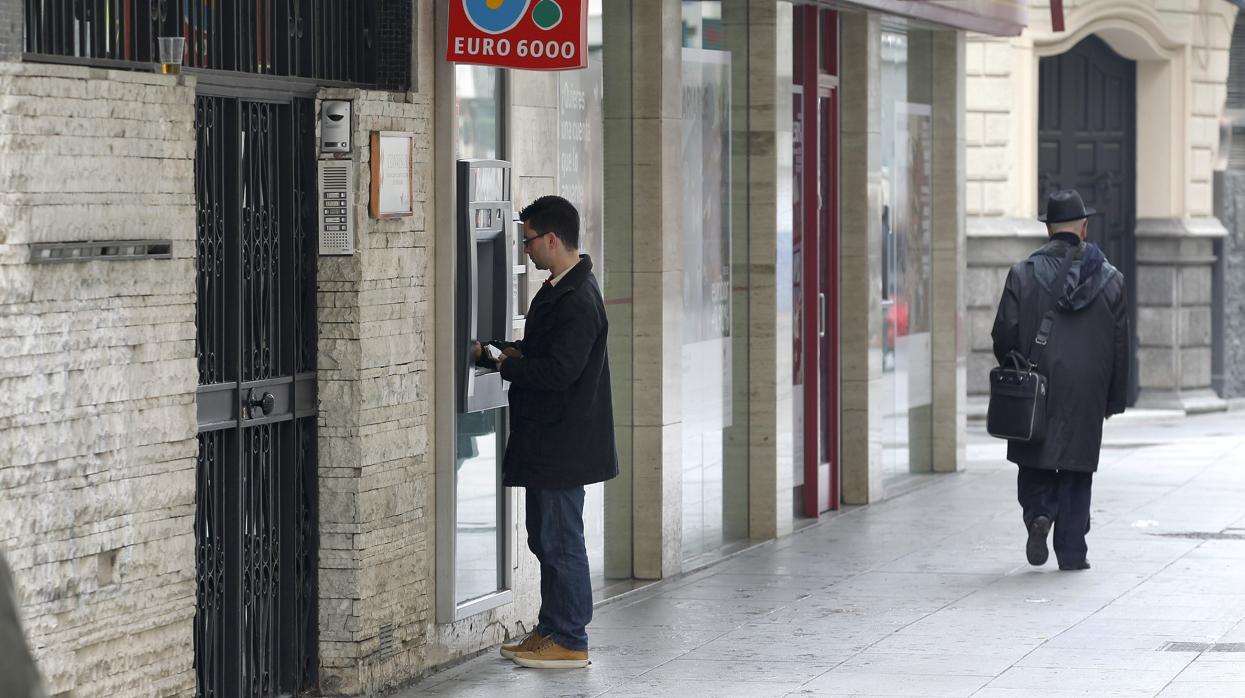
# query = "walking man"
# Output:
<box><xmin>991</xmin><ymin>189</ymin><xmax>1130</xmax><ymax>571</ymax></box>
<box><xmin>490</xmin><ymin>195</ymin><xmax>617</xmax><ymax>668</ymax></box>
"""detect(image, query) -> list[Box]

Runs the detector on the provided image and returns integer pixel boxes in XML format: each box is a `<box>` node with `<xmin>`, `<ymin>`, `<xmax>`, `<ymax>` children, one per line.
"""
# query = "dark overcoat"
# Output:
<box><xmin>499</xmin><ymin>255</ymin><xmax>619</xmax><ymax>488</ymax></box>
<box><xmin>991</xmin><ymin>237</ymin><xmax>1130</xmax><ymax>472</ymax></box>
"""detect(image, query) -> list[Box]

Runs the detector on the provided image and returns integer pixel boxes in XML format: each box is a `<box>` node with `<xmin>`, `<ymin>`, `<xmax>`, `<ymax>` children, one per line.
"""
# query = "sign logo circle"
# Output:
<box><xmin>462</xmin><ymin>0</ymin><xmax>532</xmax><ymax>35</ymax></box>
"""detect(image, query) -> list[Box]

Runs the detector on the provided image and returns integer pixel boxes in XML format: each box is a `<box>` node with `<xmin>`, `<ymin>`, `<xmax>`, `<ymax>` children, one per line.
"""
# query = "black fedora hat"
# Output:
<box><xmin>1039</xmin><ymin>189</ymin><xmax>1098</xmax><ymax>223</ymax></box>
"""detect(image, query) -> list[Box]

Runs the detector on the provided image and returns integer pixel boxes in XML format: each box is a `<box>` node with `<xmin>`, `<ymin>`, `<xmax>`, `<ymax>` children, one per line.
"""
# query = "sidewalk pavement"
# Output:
<box><xmin>399</xmin><ymin>411</ymin><xmax>1245</xmax><ymax>698</ymax></box>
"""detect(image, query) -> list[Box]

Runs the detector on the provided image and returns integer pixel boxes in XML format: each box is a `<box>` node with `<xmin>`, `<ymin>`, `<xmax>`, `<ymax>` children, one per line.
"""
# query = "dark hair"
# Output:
<box><xmin>518</xmin><ymin>195</ymin><xmax>579</xmax><ymax>250</ymax></box>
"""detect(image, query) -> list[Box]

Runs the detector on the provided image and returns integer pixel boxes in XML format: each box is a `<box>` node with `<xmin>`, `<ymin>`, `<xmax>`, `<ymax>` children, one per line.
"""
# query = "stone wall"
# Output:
<box><xmin>0</xmin><ymin>0</ymin><xmax>19</xmax><ymax>61</ymax></box>
<box><xmin>967</xmin><ymin>0</ymin><xmax>1238</xmax><ymax>220</ymax></box>
<box><xmin>1214</xmin><ymin>170</ymin><xmax>1245</xmax><ymax>398</ymax></box>
<box><xmin>315</xmin><ymin>83</ymin><xmax>541</xmax><ymax>694</ymax></box>
<box><xmin>965</xmin><ymin>0</ymin><xmax>1238</xmax><ymax>408</ymax></box>
<box><xmin>314</xmin><ymin>88</ymin><xmax>435</xmax><ymax>694</ymax></box>
<box><xmin>965</xmin><ymin>220</ymin><xmax>1047</xmax><ymax>397</ymax></box>
<box><xmin>0</xmin><ymin>62</ymin><xmax>198</xmax><ymax>695</ymax></box>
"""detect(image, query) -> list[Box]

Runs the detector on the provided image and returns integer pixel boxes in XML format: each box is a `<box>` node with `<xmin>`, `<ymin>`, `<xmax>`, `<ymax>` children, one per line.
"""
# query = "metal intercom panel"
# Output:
<box><xmin>320</xmin><ymin>100</ymin><xmax>351</xmax><ymax>153</ymax></box>
<box><xmin>318</xmin><ymin>161</ymin><xmax>354</xmax><ymax>255</ymax></box>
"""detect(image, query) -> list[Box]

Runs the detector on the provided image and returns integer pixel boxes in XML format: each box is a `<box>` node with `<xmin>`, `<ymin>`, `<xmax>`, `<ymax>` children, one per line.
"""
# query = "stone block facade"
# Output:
<box><xmin>965</xmin><ymin>1</ymin><xmax>1236</xmax><ymax>411</ymax></box>
<box><xmin>967</xmin><ymin>0</ymin><xmax>1237</xmax><ymax>220</ymax></box>
<box><xmin>1213</xmin><ymin>170</ymin><xmax>1245</xmax><ymax>398</ymax></box>
<box><xmin>319</xmin><ymin>84</ymin><xmax>542</xmax><ymax>694</ymax></box>
<box><xmin>1134</xmin><ymin>220</ymin><xmax>1224</xmax><ymax>409</ymax></box>
<box><xmin>313</xmin><ymin>88</ymin><xmax>437</xmax><ymax>694</ymax></box>
<box><xmin>0</xmin><ymin>62</ymin><xmax>199</xmax><ymax>695</ymax></box>
<box><xmin>0</xmin><ymin>0</ymin><xmax>19</xmax><ymax>62</ymax></box>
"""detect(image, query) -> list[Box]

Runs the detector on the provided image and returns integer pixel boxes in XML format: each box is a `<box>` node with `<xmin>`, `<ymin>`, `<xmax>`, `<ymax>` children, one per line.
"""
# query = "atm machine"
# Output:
<box><xmin>456</xmin><ymin>159</ymin><xmax>520</xmax><ymax>414</ymax></box>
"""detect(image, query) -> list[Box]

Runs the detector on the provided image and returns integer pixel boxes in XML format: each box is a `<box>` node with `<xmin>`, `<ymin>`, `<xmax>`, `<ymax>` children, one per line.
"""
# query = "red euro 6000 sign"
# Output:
<box><xmin>447</xmin><ymin>0</ymin><xmax>587</xmax><ymax>71</ymax></box>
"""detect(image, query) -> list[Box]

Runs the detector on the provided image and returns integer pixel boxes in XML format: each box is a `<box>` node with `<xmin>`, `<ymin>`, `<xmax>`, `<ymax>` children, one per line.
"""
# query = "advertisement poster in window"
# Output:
<box><xmin>892</xmin><ymin>102</ymin><xmax>932</xmax><ymax>408</ymax></box>
<box><xmin>557</xmin><ymin>49</ymin><xmax>604</xmax><ymax>280</ymax></box>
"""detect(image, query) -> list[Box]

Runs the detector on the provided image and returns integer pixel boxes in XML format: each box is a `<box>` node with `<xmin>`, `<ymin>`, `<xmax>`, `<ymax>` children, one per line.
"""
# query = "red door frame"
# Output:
<box><xmin>799</xmin><ymin>7</ymin><xmax>840</xmax><ymax>517</ymax></box>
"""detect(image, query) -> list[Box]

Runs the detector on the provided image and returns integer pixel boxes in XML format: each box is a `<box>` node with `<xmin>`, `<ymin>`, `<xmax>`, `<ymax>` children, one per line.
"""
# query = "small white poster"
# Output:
<box><xmin>370</xmin><ymin>132</ymin><xmax>414</xmax><ymax>218</ymax></box>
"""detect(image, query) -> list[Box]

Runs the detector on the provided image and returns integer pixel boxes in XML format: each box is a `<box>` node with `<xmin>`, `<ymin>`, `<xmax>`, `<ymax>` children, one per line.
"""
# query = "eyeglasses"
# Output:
<box><xmin>522</xmin><ymin>230</ymin><xmax>553</xmax><ymax>248</ymax></box>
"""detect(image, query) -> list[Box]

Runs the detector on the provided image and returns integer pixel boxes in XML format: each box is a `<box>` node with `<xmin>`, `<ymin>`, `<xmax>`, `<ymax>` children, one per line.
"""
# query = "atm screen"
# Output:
<box><xmin>473</xmin><ymin>167</ymin><xmax>505</xmax><ymax>202</ymax></box>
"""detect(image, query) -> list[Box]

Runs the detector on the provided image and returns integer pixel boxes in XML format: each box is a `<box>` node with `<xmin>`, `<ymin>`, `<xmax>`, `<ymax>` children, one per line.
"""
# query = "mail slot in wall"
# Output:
<box><xmin>456</xmin><ymin>159</ymin><xmax>518</xmax><ymax>414</ymax></box>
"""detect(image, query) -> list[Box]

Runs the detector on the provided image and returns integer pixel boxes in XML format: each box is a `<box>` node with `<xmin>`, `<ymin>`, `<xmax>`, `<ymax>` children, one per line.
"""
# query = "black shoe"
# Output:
<box><xmin>1058</xmin><ymin>560</ymin><xmax>1091</xmax><ymax>571</ymax></box>
<box><xmin>1026</xmin><ymin>516</ymin><xmax>1052</xmax><ymax>566</ymax></box>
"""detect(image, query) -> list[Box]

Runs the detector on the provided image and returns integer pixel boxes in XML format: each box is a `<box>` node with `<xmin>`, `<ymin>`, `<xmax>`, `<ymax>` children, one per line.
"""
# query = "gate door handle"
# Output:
<box><xmin>818</xmin><ymin>292</ymin><xmax>827</xmax><ymax>338</ymax></box>
<box><xmin>247</xmin><ymin>389</ymin><xmax>276</xmax><ymax>417</ymax></box>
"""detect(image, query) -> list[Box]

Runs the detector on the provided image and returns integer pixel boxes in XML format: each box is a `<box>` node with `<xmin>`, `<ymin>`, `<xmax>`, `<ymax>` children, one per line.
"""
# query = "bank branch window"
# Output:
<box><xmin>449</xmin><ymin>65</ymin><xmax>511</xmax><ymax>616</ymax></box>
<box><xmin>555</xmin><ymin>0</ymin><xmax>625</xmax><ymax>589</ymax></box>
<box><xmin>879</xmin><ymin>26</ymin><xmax>935</xmax><ymax>481</ymax></box>
<box><xmin>681</xmin><ymin>1</ymin><xmax>748</xmax><ymax>561</ymax></box>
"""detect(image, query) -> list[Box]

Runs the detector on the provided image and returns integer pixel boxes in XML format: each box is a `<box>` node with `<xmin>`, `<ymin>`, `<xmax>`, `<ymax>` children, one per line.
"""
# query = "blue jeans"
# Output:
<box><xmin>526</xmin><ymin>486</ymin><xmax>593</xmax><ymax>651</ymax></box>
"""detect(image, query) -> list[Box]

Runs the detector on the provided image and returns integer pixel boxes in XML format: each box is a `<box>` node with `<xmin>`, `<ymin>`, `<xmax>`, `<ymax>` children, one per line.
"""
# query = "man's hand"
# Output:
<box><xmin>496</xmin><ymin>347</ymin><xmax>522</xmax><ymax>367</ymax></box>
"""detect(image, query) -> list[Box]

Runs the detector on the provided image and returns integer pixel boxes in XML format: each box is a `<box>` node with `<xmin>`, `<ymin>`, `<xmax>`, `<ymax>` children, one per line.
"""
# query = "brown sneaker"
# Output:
<box><xmin>510</xmin><ymin>636</ymin><xmax>589</xmax><ymax>669</ymax></box>
<box><xmin>499</xmin><ymin>631</ymin><xmax>544</xmax><ymax>659</ymax></box>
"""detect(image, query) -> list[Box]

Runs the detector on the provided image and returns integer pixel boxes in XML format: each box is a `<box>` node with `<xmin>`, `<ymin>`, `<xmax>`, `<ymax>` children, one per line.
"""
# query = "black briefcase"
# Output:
<box><xmin>986</xmin><ymin>246</ymin><xmax>1078</xmax><ymax>444</ymax></box>
<box><xmin>987</xmin><ymin>352</ymin><xmax>1048</xmax><ymax>442</ymax></box>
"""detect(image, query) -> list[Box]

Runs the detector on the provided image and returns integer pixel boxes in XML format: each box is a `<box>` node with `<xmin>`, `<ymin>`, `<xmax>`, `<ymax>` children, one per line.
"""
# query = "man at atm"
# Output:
<box><xmin>486</xmin><ymin>195</ymin><xmax>618</xmax><ymax>669</ymax></box>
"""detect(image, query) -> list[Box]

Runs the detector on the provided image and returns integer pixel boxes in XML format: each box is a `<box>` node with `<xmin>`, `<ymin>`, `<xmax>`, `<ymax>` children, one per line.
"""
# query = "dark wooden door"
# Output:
<box><xmin>1038</xmin><ymin>35</ymin><xmax>1138</xmax><ymax>403</ymax></box>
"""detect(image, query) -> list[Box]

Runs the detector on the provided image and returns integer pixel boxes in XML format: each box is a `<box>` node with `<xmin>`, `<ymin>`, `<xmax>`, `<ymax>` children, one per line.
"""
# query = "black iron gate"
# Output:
<box><xmin>1038</xmin><ymin>35</ymin><xmax>1138</xmax><ymax>403</ymax></box>
<box><xmin>194</xmin><ymin>94</ymin><xmax>319</xmax><ymax>697</ymax></box>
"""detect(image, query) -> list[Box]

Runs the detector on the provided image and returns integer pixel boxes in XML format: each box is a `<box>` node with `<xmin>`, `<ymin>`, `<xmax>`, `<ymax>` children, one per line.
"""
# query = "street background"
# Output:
<box><xmin>403</xmin><ymin>410</ymin><xmax>1245</xmax><ymax>698</ymax></box>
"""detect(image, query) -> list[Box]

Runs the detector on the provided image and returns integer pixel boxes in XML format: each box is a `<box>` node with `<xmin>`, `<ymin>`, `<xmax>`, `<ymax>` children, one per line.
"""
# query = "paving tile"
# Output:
<box><xmin>678</xmin><ymin>631</ymin><xmax>861</xmax><ymax>664</ymax></box>
<box><xmin>597</xmin><ymin>678</ymin><xmax>802</xmax><ymax>697</ymax></box>
<box><xmin>797</xmin><ymin>670</ymin><xmax>992</xmax><ymax>697</ymax></box>
<box><xmin>1014</xmin><ymin>647</ymin><xmax>1195</xmax><ymax>673</ymax></box>
<box><xmin>972</xmin><ymin>689</ymin><xmax>1152</xmax><ymax>698</ymax></box>
<box><xmin>590</xmin><ymin>596</ymin><xmax>784</xmax><ymax>630</ymax></box>
<box><xmin>865</xmin><ymin>632</ymin><xmax>1041</xmax><ymax>658</ymax></box>
<box><xmin>1066</xmin><ymin>616</ymin><xmax>1240</xmax><ymax>642</ymax></box>
<box><xmin>1091</xmin><ymin>600</ymin><xmax>1245</xmax><ymax>623</ymax></box>
<box><xmin>418</xmin><ymin>664</ymin><xmax>629</xmax><ymax>697</ymax></box>
<box><xmin>983</xmin><ymin>666</ymin><xmax>1179</xmax><ymax>695</ymax></box>
<box><xmin>661</xmin><ymin>581</ymin><xmax>820</xmax><ymax>603</ymax></box>
<box><xmin>638</xmin><ymin>657</ymin><xmax>835</xmax><ymax>684</ymax></box>
<box><xmin>830</xmin><ymin>651</ymin><xmax>1019</xmax><ymax>677</ymax></box>
<box><xmin>1171</xmin><ymin>658</ymin><xmax>1245</xmax><ymax>682</ymax></box>
<box><xmin>1156</xmin><ymin>681</ymin><xmax>1245</xmax><ymax>697</ymax></box>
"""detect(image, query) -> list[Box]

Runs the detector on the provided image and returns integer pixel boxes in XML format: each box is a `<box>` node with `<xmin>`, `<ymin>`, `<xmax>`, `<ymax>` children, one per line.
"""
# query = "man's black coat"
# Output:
<box><xmin>991</xmin><ymin>236</ymin><xmax>1130</xmax><ymax>472</ymax></box>
<box><xmin>499</xmin><ymin>255</ymin><xmax>619</xmax><ymax>488</ymax></box>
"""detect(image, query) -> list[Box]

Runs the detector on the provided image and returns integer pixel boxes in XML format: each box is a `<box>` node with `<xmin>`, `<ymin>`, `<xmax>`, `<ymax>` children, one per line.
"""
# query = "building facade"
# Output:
<box><xmin>965</xmin><ymin>0</ymin><xmax>1238</xmax><ymax>414</ymax></box>
<box><xmin>0</xmin><ymin>1</ymin><xmax>1020</xmax><ymax>695</ymax></box>
<box><xmin>1214</xmin><ymin>6</ymin><xmax>1245</xmax><ymax>401</ymax></box>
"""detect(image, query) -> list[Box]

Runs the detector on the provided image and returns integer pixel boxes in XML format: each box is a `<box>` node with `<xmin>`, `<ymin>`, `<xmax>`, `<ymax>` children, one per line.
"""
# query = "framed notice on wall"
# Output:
<box><xmin>369</xmin><ymin>131</ymin><xmax>415</xmax><ymax>219</ymax></box>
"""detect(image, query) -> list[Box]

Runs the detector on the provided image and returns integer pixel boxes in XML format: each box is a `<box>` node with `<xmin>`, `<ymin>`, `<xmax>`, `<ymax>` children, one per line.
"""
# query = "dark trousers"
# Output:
<box><xmin>1017</xmin><ymin>467</ymin><xmax>1093</xmax><ymax>565</ymax></box>
<box><xmin>526</xmin><ymin>486</ymin><xmax>593</xmax><ymax>651</ymax></box>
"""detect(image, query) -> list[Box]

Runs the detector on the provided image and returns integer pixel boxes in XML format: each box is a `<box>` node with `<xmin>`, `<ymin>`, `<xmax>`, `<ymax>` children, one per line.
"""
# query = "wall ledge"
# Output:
<box><xmin>1135</xmin><ymin>217</ymin><xmax>1229</xmax><ymax>239</ymax></box>
<box><xmin>967</xmin><ymin>216</ymin><xmax>1047</xmax><ymax>238</ymax></box>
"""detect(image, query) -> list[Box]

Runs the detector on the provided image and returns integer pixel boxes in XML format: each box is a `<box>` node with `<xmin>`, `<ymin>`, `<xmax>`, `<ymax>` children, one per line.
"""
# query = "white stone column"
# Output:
<box><xmin>601</xmin><ymin>0</ymin><xmax>637</xmax><ymax>582</ymax></box>
<box><xmin>838</xmin><ymin>12</ymin><xmax>886</xmax><ymax>505</ymax></box>
<box><xmin>629</xmin><ymin>0</ymin><xmax>684</xmax><ymax>579</ymax></box>
<box><xmin>931</xmin><ymin>31</ymin><xmax>968</xmax><ymax>473</ymax></box>
<box><xmin>740</xmin><ymin>0</ymin><xmax>795</xmax><ymax>539</ymax></box>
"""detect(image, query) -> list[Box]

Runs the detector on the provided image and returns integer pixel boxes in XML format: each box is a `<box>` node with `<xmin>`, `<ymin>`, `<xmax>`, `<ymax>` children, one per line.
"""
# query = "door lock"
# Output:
<box><xmin>247</xmin><ymin>389</ymin><xmax>275</xmax><ymax>418</ymax></box>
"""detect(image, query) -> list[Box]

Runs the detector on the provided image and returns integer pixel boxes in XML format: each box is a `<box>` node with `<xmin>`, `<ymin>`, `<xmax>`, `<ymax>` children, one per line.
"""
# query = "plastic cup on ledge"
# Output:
<box><xmin>158</xmin><ymin>37</ymin><xmax>186</xmax><ymax>75</ymax></box>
